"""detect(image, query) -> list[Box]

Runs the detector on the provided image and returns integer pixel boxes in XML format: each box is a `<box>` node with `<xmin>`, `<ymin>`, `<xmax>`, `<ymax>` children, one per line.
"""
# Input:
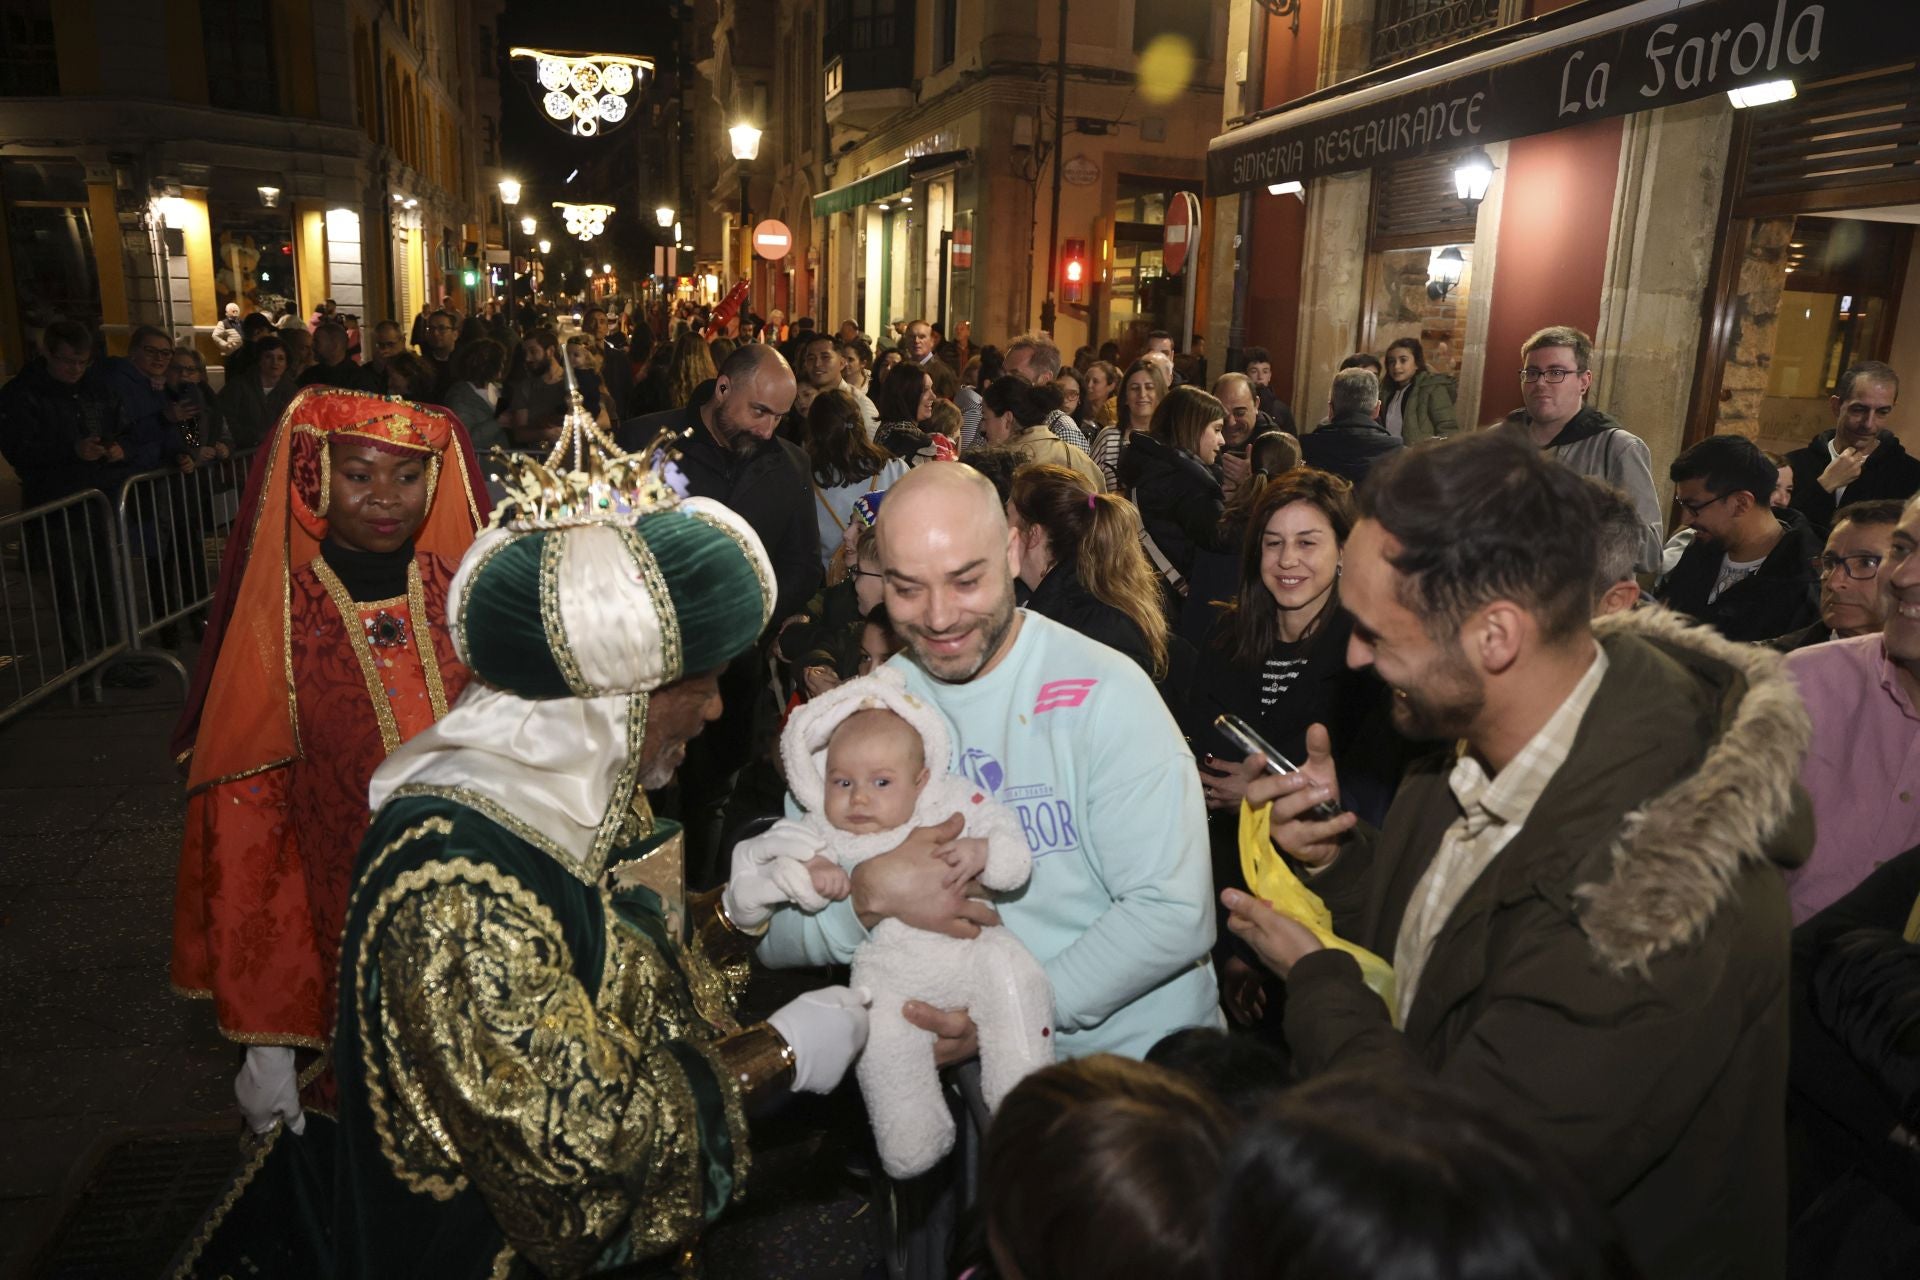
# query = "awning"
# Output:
<box><xmin>813</xmin><ymin>150</ymin><xmax>972</xmax><ymax>218</ymax></box>
<box><xmin>1207</xmin><ymin>0</ymin><xmax>1911</xmax><ymax>197</ymax></box>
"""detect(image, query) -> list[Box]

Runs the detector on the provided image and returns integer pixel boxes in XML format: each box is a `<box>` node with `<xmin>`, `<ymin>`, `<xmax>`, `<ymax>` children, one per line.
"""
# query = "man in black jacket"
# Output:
<box><xmin>1659</xmin><ymin>433</ymin><xmax>1821</xmax><ymax>643</ymax></box>
<box><xmin>1785</xmin><ymin>361</ymin><xmax>1919</xmax><ymax>537</ymax></box>
<box><xmin>620</xmin><ymin>343</ymin><xmax>817</xmax><ymax>884</ymax></box>
<box><xmin>1300</xmin><ymin>368</ymin><xmax>1402</xmax><ymax>486</ymax></box>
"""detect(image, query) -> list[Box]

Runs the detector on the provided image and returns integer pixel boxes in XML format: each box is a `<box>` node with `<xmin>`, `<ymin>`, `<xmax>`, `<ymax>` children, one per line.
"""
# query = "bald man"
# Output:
<box><xmin>623</xmin><ymin>342</ymin><xmax>817</xmax><ymax>882</ymax></box>
<box><xmin>755</xmin><ymin>464</ymin><xmax>1222</xmax><ymax>1062</ymax></box>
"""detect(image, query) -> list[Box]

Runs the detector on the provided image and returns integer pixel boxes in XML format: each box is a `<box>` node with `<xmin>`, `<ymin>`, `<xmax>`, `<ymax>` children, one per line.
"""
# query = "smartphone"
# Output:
<box><xmin>1213</xmin><ymin>713</ymin><xmax>1344</xmax><ymax>821</ymax></box>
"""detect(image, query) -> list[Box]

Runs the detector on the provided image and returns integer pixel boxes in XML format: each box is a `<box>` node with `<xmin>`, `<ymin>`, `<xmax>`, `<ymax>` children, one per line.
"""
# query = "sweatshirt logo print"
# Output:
<box><xmin>959</xmin><ymin>748</ymin><xmax>1080</xmax><ymax>859</ymax></box>
<box><xmin>1034</xmin><ymin>679</ymin><xmax>1098</xmax><ymax>714</ymax></box>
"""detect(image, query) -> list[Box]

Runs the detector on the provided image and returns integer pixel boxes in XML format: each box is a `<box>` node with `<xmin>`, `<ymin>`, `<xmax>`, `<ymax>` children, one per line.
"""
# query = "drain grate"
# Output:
<box><xmin>30</xmin><ymin>1130</ymin><xmax>241</xmax><ymax>1280</ymax></box>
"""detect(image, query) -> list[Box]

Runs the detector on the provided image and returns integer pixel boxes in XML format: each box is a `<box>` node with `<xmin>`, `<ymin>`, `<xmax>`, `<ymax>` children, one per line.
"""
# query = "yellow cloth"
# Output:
<box><xmin>1239</xmin><ymin>800</ymin><xmax>1397</xmax><ymax>1014</ymax></box>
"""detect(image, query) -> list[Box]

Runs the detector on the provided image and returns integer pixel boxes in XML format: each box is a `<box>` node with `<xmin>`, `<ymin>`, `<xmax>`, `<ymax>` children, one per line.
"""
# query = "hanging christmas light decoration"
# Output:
<box><xmin>556</xmin><ymin>202</ymin><xmax>616</xmax><ymax>242</ymax></box>
<box><xmin>510</xmin><ymin>47</ymin><xmax>651</xmax><ymax>138</ymax></box>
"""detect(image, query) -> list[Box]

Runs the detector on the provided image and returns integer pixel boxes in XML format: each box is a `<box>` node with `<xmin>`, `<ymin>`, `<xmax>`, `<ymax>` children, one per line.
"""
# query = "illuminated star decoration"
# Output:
<box><xmin>556</xmin><ymin>202</ymin><xmax>616</xmax><ymax>242</ymax></box>
<box><xmin>510</xmin><ymin>47</ymin><xmax>652</xmax><ymax>138</ymax></box>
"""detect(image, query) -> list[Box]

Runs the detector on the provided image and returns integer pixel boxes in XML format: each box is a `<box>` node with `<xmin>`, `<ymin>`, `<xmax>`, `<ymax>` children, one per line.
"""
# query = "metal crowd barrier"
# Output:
<box><xmin>113</xmin><ymin>447</ymin><xmax>258</xmax><ymax>690</ymax></box>
<box><xmin>0</xmin><ymin>447</ymin><xmax>258</xmax><ymax>728</ymax></box>
<box><xmin>0</xmin><ymin>490</ymin><xmax>133</xmax><ymax>727</ymax></box>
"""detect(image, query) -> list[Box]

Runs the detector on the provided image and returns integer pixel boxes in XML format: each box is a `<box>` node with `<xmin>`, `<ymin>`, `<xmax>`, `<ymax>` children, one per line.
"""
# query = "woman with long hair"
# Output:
<box><xmin>978</xmin><ymin>375</ymin><xmax>1105</xmax><ymax>491</ymax></box>
<box><xmin>1182</xmin><ymin>468</ymin><xmax>1408</xmax><ymax>1027</ymax></box>
<box><xmin>1008</xmin><ymin>464</ymin><xmax>1168</xmax><ymax>679</ymax></box>
<box><xmin>802</xmin><ymin>388</ymin><xmax>909</xmax><ymax>571</ymax></box>
<box><xmin>872</xmin><ymin>362</ymin><xmax>948</xmax><ymax>463</ymax></box>
<box><xmin>1089</xmin><ymin>358</ymin><xmax>1166</xmax><ymax>490</ymax></box>
<box><xmin>666</xmin><ymin>331</ymin><xmax>718</xmax><ymax>409</ymax></box>
<box><xmin>1378</xmin><ymin>336</ymin><xmax>1459</xmax><ymax>444</ymax></box>
<box><xmin>1116</xmin><ymin>385</ymin><xmax>1230</xmax><ymax>610</ymax></box>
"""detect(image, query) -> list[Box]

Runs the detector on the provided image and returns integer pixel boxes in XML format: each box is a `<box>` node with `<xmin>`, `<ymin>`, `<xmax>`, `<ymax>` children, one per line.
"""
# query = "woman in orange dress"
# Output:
<box><xmin>170</xmin><ymin>386</ymin><xmax>488</xmax><ymax>1132</ymax></box>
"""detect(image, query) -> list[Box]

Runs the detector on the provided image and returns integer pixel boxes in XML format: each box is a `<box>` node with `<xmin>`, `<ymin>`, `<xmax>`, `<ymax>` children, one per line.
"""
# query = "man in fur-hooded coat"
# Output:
<box><xmin>733</xmin><ymin>667</ymin><xmax>1056</xmax><ymax>1178</ymax></box>
<box><xmin>1271</xmin><ymin>606</ymin><xmax>1813</xmax><ymax>1280</ymax></box>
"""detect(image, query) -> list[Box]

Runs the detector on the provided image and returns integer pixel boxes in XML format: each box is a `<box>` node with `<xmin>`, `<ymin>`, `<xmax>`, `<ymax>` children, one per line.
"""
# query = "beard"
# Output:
<box><xmin>903</xmin><ymin>583</ymin><xmax>1018</xmax><ymax>684</ymax></box>
<box><xmin>1388</xmin><ymin>638</ymin><xmax>1485</xmax><ymax>740</ymax></box>
<box><xmin>638</xmin><ymin>739</ymin><xmax>688</xmax><ymax>791</ymax></box>
<box><xmin>710</xmin><ymin>398</ymin><xmax>768</xmax><ymax>459</ymax></box>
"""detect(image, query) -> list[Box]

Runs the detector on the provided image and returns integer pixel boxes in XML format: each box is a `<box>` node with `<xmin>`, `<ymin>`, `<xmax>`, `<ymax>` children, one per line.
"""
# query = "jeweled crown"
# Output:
<box><xmin>488</xmin><ymin>354</ymin><xmax>687</xmax><ymax>530</ymax></box>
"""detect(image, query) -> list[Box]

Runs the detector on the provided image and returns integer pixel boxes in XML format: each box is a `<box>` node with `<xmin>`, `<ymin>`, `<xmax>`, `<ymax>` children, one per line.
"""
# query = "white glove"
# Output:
<box><xmin>724</xmin><ymin>821</ymin><xmax>828</xmax><ymax>929</ymax></box>
<box><xmin>235</xmin><ymin>1045</ymin><xmax>306</xmax><ymax>1136</ymax></box>
<box><xmin>767</xmin><ymin>986</ymin><xmax>871</xmax><ymax>1094</ymax></box>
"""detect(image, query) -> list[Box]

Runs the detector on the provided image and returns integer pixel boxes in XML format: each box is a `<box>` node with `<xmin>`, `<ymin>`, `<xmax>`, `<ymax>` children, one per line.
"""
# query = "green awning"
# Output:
<box><xmin>812</xmin><ymin>161</ymin><xmax>911</xmax><ymax>219</ymax></box>
<box><xmin>810</xmin><ymin>151</ymin><xmax>971</xmax><ymax>219</ymax></box>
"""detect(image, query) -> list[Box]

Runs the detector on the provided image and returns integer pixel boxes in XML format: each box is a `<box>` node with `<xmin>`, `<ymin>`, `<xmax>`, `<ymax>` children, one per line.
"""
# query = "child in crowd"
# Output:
<box><xmin>728</xmin><ymin>667</ymin><xmax>1055</xmax><ymax>1177</ymax></box>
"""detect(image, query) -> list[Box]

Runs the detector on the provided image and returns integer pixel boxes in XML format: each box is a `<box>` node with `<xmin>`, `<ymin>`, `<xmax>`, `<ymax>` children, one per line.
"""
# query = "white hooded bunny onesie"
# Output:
<box><xmin>743</xmin><ymin>666</ymin><xmax>1055</xmax><ymax>1178</ymax></box>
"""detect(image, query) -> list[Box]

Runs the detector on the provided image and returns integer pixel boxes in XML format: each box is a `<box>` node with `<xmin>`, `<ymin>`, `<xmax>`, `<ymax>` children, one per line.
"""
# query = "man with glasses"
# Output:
<box><xmin>1784</xmin><ymin>361</ymin><xmax>1918</xmax><ymax>537</ymax></box>
<box><xmin>1770</xmin><ymin>499</ymin><xmax>1905</xmax><ymax>651</ymax></box>
<box><xmin>106</xmin><ymin>325</ymin><xmax>200</xmax><ymax>476</ymax></box>
<box><xmin>1657</xmin><ymin>433</ymin><xmax>1820</xmax><ymax>642</ymax></box>
<box><xmin>1783</xmin><ymin>492</ymin><xmax>1920</xmax><ymax>922</ymax></box>
<box><xmin>1501</xmin><ymin>325</ymin><xmax>1662</xmax><ymax>572</ymax></box>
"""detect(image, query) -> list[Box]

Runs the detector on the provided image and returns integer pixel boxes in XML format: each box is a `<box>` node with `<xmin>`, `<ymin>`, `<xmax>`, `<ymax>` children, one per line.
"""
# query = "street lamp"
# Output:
<box><xmin>729</xmin><ymin>121</ymin><xmax>761</xmax><ymax>285</ymax></box>
<box><xmin>1453</xmin><ymin>148</ymin><xmax>1496</xmax><ymax>211</ymax></box>
<box><xmin>520</xmin><ymin>215</ymin><xmax>536</xmax><ymax>236</ymax></box>
<box><xmin>655</xmin><ymin>205</ymin><xmax>674</xmax><ymax>228</ymax></box>
<box><xmin>499</xmin><ymin>178</ymin><xmax>522</xmax><ymax>330</ymax></box>
<box><xmin>536</xmin><ymin>238</ymin><xmax>551</xmax><ymax>297</ymax></box>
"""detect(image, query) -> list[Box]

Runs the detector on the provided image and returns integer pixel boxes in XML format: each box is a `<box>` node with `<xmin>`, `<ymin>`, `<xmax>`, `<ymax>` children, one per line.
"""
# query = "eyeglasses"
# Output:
<box><xmin>1519</xmin><ymin>367</ymin><xmax>1584</xmax><ymax>384</ymax></box>
<box><xmin>1674</xmin><ymin>491</ymin><xmax>1734</xmax><ymax>517</ymax></box>
<box><xmin>135</xmin><ymin>344</ymin><xmax>173</xmax><ymax>358</ymax></box>
<box><xmin>1811</xmin><ymin>552</ymin><xmax>1883</xmax><ymax>580</ymax></box>
<box><xmin>849</xmin><ymin>567</ymin><xmax>884</xmax><ymax>581</ymax></box>
<box><xmin>428</xmin><ymin>324</ymin><xmax>456</xmax><ymax>334</ymax></box>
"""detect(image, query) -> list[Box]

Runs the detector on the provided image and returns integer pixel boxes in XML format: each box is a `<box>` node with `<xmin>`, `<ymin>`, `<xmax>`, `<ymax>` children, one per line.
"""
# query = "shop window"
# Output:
<box><xmin>212</xmin><ymin>210</ymin><xmax>296</xmax><ymax>318</ymax></box>
<box><xmin>0</xmin><ymin>0</ymin><xmax>58</xmax><ymax>96</ymax></box>
<box><xmin>2</xmin><ymin>160</ymin><xmax>102</xmax><ymax>336</ymax></box>
<box><xmin>1133</xmin><ymin>0</ymin><xmax>1211</xmax><ymax>58</ymax></box>
<box><xmin>1759</xmin><ymin>215</ymin><xmax>1908</xmax><ymax>443</ymax></box>
<box><xmin>1362</xmin><ymin>150</ymin><xmax>1477</xmax><ymax>375</ymax></box>
<box><xmin>1369</xmin><ymin>0</ymin><xmax>1500</xmax><ymax>70</ymax></box>
<box><xmin>200</xmin><ymin>0</ymin><xmax>279</xmax><ymax>115</ymax></box>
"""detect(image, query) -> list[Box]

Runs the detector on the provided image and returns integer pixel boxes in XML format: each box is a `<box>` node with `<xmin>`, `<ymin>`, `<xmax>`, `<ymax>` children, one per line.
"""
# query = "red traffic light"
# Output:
<box><xmin>1062</xmin><ymin>238</ymin><xmax>1087</xmax><ymax>303</ymax></box>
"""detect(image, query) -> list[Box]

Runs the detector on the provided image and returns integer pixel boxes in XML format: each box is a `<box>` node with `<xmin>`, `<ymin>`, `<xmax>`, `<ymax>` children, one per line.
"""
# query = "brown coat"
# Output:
<box><xmin>1286</xmin><ymin>607</ymin><xmax>1812</xmax><ymax>1280</ymax></box>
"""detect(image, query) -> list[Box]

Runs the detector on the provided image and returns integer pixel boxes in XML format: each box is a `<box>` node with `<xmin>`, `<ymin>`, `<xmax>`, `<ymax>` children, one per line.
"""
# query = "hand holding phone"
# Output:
<box><xmin>1213</xmin><ymin>714</ymin><xmax>1344</xmax><ymax>821</ymax></box>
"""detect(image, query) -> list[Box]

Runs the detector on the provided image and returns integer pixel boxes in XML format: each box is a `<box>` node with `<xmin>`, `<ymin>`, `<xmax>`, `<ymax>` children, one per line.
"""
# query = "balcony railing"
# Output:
<box><xmin>1369</xmin><ymin>0</ymin><xmax>1501</xmax><ymax>69</ymax></box>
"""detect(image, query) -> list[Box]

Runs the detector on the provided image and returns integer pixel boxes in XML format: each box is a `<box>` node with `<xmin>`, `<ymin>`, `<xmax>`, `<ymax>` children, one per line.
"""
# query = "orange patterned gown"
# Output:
<box><xmin>171</xmin><ymin>550</ymin><xmax>468</xmax><ymax>1050</ymax></box>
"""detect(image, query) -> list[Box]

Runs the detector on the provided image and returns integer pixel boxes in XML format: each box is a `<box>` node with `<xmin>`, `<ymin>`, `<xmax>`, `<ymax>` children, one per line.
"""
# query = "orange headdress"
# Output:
<box><xmin>175</xmin><ymin>387</ymin><xmax>489</xmax><ymax>791</ymax></box>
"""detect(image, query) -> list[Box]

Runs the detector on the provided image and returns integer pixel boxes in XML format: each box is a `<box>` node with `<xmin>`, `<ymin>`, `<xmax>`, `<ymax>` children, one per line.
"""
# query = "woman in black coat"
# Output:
<box><xmin>1115</xmin><ymin>385</ymin><xmax>1232</xmax><ymax>609</ymax></box>
<box><xmin>1179</xmin><ymin>467</ymin><xmax>1411</xmax><ymax>1030</ymax></box>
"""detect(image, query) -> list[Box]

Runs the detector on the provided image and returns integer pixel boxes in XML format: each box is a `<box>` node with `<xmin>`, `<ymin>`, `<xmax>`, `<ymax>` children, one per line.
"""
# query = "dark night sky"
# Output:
<box><xmin>496</xmin><ymin>2</ymin><xmax>674</xmax><ymax>198</ymax></box>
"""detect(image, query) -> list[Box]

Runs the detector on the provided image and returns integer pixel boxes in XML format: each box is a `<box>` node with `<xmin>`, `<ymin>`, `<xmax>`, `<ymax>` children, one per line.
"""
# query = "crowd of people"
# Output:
<box><xmin>4</xmin><ymin>291</ymin><xmax>1920</xmax><ymax>1279</ymax></box>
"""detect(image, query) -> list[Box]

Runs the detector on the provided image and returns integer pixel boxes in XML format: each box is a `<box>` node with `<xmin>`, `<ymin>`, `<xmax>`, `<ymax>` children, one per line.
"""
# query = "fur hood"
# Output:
<box><xmin>782</xmin><ymin>666</ymin><xmax>952</xmax><ymax>816</ymax></box>
<box><xmin>1576</xmin><ymin>606</ymin><xmax>1812</xmax><ymax>973</ymax></box>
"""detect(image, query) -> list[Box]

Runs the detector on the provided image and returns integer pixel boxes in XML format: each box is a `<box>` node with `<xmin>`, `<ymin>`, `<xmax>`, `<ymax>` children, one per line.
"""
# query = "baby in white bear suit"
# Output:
<box><xmin>733</xmin><ymin>666</ymin><xmax>1055</xmax><ymax>1178</ymax></box>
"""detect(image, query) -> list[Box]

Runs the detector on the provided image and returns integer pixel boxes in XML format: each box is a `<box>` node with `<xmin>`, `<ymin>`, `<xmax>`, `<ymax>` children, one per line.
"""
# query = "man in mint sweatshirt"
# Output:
<box><xmin>754</xmin><ymin>463</ymin><xmax>1221</xmax><ymax>1060</ymax></box>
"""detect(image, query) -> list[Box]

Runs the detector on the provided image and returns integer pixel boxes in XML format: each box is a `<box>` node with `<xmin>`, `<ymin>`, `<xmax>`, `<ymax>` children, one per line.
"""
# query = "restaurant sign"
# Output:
<box><xmin>1208</xmin><ymin>0</ymin><xmax>1915</xmax><ymax>196</ymax></box>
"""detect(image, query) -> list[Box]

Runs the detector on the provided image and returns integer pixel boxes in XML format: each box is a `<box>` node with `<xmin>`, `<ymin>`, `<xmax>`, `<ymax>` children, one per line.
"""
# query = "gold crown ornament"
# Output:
<box><xmin>488</xmin><ymin>351</ymin><xmax>686</xmax><ymax>530</ymax></box>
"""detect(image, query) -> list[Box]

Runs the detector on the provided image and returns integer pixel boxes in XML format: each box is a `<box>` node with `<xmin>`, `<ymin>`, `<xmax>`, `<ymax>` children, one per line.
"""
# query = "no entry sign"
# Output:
<box><xmin>1163</xmin><ymin>192</ymin><xmax>1200</xmax><ymax>276</ymax></box>
<box><xmin>752</xmin><ymin>220</ymin><xmax>792</xmax><ymax>261</ymax></box>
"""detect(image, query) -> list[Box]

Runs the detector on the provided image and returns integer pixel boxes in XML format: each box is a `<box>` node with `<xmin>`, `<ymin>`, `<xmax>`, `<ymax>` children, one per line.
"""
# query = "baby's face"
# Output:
<box><xmin>823</xmin><ymin>709</ymin><xmax>928</xmax><ymax>833</ymax></box>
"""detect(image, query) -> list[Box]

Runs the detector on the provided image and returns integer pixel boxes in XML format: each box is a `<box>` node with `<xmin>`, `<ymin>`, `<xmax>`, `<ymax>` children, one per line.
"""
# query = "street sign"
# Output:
<box><xmin>752</xmin><ymin>219</ymin><xmax>792</xmax><ymax>261</ymax></box>
<box><xmin>1163</xmin><ymin>191</ymin><xmax>1200</xmax><ymax>276</ymax></box>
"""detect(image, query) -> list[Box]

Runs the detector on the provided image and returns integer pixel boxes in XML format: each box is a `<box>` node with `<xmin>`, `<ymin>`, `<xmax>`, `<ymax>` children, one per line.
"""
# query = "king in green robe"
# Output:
<box><xmin>174</xmin><ymin>452</ymin><xmax>868</xmax><ymax>1279</ymax></box>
